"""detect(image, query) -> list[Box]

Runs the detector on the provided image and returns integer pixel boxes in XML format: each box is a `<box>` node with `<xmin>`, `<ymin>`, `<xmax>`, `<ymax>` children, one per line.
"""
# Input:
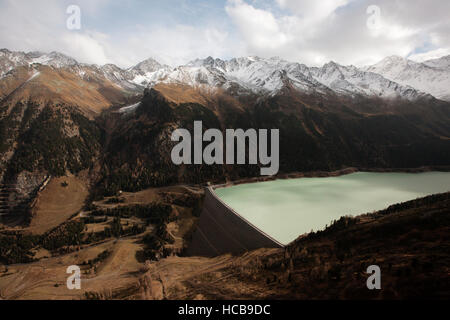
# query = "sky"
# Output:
<box><xmin>0</xmin><ymin>0</ymin><xmax>449</xmax><ymax>68</ymax></box>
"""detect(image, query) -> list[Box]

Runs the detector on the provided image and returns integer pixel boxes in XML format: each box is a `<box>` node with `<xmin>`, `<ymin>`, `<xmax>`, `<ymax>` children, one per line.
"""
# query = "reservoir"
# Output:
<box><xmin>214</xmin><ymin>172</ymin><xmax>450</xmax><ymax>245</ymax></box>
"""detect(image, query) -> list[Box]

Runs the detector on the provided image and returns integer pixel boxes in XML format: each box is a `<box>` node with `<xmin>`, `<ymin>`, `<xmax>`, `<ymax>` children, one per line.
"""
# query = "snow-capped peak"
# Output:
<box><xmin>127</xmin><ymin>58</ymin><xmax>172</xmax><ymax>87</ymax></box>
<box><xmin>29</xmin><ymin>51</ymin><xmax>78</xmax><ymax>68</ymax></box>
<box><xmin>0</xmin><ymin>49</ymin><xmax>79</xmax><ymax>77</ymax></box>
<box><xmin>365</xmin><ymin>56</ymin><xmax>412</xmax><ymax>76</ymax></box>
<box><xmin>129</xmin><ymin>58</ymin><xmax>168</xmax><ymax>74</ymax></box>
<box><xmin>366</xmin><ymin>55</ymin><xmax>450</xmax><ymax>101</ymax></box>
<box><xmin>1</xmin><ymin>49</ymin><xmax>448</xmax><ymax>101</ymax></box>
<box><xmin>142</xmin><ymin>56</ymin><xmax>429</xmax><ymax>100</ymax></box>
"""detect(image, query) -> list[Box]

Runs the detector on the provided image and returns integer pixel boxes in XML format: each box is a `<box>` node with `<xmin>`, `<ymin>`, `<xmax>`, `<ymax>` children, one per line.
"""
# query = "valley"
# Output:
<box><xmin>0</xmin><ymin>49</ymin><xmax>449</xmax><ymax>300</ymax></box>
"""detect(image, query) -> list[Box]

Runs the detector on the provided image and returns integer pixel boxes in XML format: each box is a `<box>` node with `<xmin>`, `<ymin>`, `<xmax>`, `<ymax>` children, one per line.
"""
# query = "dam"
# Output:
<box><xmin>185</xmin><ymin>186</ymin><xmax>283</xmax><ymax>257</ymax></box>
<box><xmin>186</xmin><ymin>171</ymin><xmax>450</xmax><ymax>256</ymax></box>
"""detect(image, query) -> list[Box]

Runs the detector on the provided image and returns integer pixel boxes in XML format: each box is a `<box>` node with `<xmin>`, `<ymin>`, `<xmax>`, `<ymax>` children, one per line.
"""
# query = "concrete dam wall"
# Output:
<box><xmin>185</xmin><ymin>187</ymin><xmax>283</xmax><ymax>257</ymax></box>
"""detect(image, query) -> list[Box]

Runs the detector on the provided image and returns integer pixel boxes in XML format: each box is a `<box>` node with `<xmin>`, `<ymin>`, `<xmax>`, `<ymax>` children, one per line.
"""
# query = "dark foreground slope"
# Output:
<box><xmin>145</xmin><ymin>192</ymin><xmax>450</xmax><ymax>300</ymax></box>
<box><xmin>0</xmin><ymin>190</ymin><xmax>448</xmax><ymax>299</ymax></box>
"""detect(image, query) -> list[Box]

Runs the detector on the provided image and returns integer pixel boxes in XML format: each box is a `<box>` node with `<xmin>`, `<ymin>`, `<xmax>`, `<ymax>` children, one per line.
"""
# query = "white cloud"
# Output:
<box><xmin>226</xmin><ymin>0</ymin><xmax>450</xmax><ymax>66</ymax></box>
<box><xmin>0</xmin><ymin>0</ymin><xmax>237</xmax><ymax>68</ymax></box>
<box><xmin>226</xmin><ymin>0</ymin><xmax>294</xmax><ymax>50</ymax></box>
<box><xmin>61</xmin><ymin>32</ymin><xmax>112</xmax><ymax>65</ymax></box>
<box><xmin>276</xmin><ymin>0</ymin><xmax>349</xmax><ymax>24</ymax></box>
<box><xmin>0</xmin><ymin>0</ymin><xmax>448</xmax><ymax>68</ymax></box>
<box><xmin>0</xmin><ymin>0</ymin><xmax>113</xmax><ymax>65</ymax></box>
<box><xmin>116</xmin><ymin>24</ymin><xmax>241</xmax><ymax>67</ymax></box>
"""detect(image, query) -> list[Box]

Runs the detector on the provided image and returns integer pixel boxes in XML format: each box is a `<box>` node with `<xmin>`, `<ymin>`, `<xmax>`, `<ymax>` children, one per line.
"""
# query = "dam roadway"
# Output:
<box><xmin>186</xmin><ymin>186</ymin><xmax>283</xmax><ymax>257</ymax></box>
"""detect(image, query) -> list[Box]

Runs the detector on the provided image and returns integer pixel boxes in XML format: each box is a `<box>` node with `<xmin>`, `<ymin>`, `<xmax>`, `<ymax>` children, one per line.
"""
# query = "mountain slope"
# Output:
<box><xmin>0</xmin><ymin>64</ymin><xmax>136</xmax><ymax>115</ymax></box>
<box><xmin>423</xmin><ymin>55</ymin><xmax>450</xmax><ymax>69</ymax></box>
<box><xmin>310</xmin><ymin>61</ymin><xmax>426</xmax><ymax>100</ymax></box>
<box><xmin>0</xmin><ymin>49</ymin><xmax>166</xmax><ymax>92</ymax></box>
<box><xmin>127</xmin><ymin>58</ymin><xmax>172</xmax><ymax>86</ymax></box>
<box><xmin>94</xmin><ymin>84</ymin><xmax>450</xmax><ymax>197</ymax></box>
<box><xmin>0</xmin><ymin>49</ymin><xmax>78</xmax><ymax>77</ymax></box>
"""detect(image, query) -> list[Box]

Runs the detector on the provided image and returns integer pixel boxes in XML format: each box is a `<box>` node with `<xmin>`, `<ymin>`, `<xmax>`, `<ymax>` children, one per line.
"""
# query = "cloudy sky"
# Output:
<box><xmin>0</xmin><ymin>0</ymin><xmax>449</xmax><ymax>68</ymax></box>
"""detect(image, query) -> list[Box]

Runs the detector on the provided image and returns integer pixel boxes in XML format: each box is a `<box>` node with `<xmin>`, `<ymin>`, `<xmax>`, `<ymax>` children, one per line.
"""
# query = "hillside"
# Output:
<box><xmin>1</xmin><ymin>191</ymin><xmax>447</xmax><ymax>300</ymax></box>
<box><xmin>145</xmin><ymin>193</ymin><xmax>450</xmax><ymax>300</ymax></box>
<box><xmin>94</xmin><ymin>84</ymin><xmax>450</xmax><ymax>197</ymax></box>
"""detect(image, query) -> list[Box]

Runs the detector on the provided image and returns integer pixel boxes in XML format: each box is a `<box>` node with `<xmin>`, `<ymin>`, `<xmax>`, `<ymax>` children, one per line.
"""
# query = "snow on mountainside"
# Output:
<box><xmin>423</xmin><ymin>55</ymin><xmax>450</xmax><ymax>69</ymax></box>
<box><xmin>0</xmin><ymin>49</ymin><xmax>172</xmax><ymax>91</ymax></box>
<box><xmin>310</xmin><ymin>61</ymin><xmax>425</xmax><ymax>100</ymax></box>
<box><xmin>0</xmin><ymin>49</ymin><xmax>31</xmax><ymax>77</ymax></box>
<box><xmin>1</xmin><ymin>49</ymin><xmax>446</xmax><ymax>101</ymax></box>
<box><xmin>28</xmin><ymin>51</ymin><xmax>78</xmax><ymax>68</ymax></box>
<box><xmin>127</xmin><ymin>58</ymin><xmax>172</xmax><ymax>86</ymax></box>
<box><xmin>156</xmin><ymin>56</ymin><xmax>326</xmax><ymax>94</ymax></box>
<box><xmin>0</xmin><ymin>49</ymin><xmax>78</xmax><ymax>76</ymax></box>
<box><xmin>0</xmin><ymin>49</ymin><xmax>143</xmax><ymax>91</ymax></box>
<box><xmin>150</xmin><ymin>56</ymin><xmax>429</xmax><ymax>100</ymax></box>
<box><xmin>365</xmin><ymin>55</ymin><xmax>450</xmax><ymax>101</ymax></box>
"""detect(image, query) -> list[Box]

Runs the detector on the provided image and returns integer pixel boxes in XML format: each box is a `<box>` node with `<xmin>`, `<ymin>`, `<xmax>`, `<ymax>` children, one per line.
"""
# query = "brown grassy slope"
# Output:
<box><xmin>27</xmin><ymin>175</ymin><xmax>88</xmax><ymax>235</ymax></box>
<box><xmin>0</xmin><ymin>238</ymin><xmax>143</xmax><ymax>300</ymax></box>
<box><xmin>0</xmin><ymin>185</ymin><xmax>203</xmax><ymax>300</ymax></box>
<box><xmin>0</xmin><ymin>65</ymin><xmax>134</xmax><ymax>117</ymax></box>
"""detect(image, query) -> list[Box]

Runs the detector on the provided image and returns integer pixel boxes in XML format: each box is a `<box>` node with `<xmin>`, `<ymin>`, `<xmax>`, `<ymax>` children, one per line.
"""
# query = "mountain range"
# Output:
<box><xmin>0</xmin><ymin>48</ymin><xmax>449</xmax><ymax>220</ymax></box>
<box><xmin>2</xmin><ymin>48</ymin><xmax>450</xmax><ymax>109</ymax></box>
<box><xmin>1</xmin><ymin>48</ymin><xmax>449</xmax><ymax>301</ymax></box>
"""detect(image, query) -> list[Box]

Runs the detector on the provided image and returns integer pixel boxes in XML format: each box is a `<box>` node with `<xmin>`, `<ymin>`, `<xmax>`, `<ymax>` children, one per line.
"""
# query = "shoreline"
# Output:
<box><xmin>212</xmin><ymin>165</ymin><xmax>450</xmax><ymax>190</ymax></box>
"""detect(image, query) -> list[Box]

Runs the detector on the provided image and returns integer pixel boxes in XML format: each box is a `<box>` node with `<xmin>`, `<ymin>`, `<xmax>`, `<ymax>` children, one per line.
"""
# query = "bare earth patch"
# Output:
<box><xmin>0</xmin><ymin>238</ymin><xmax>143</xmax><ymax>300</ymax></box>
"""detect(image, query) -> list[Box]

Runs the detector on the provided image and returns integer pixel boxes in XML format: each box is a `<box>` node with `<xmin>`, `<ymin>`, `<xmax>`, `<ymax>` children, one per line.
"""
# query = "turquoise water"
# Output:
<box><xmin>214</xmin><ymin>172</ymin><xmax>450</xmax><ymax>245</ymax></box>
